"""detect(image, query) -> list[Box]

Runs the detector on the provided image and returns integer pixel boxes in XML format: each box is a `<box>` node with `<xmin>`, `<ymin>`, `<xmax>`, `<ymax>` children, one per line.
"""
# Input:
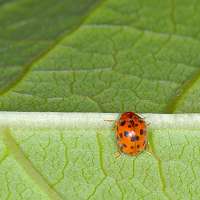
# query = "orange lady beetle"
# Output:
<box><xmin>115</xmin><ymin>112</ymin><xmax>147</xmax><ymax>156</ymax></box>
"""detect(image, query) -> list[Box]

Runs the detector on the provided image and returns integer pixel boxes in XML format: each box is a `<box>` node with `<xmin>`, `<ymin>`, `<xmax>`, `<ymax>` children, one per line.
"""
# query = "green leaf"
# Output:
<box><xmin>2</xmin><ymin>1</ymin><xmax>200</xmax><ymax>200</ymax></box>
<box><xmin>0</xmin><ymin>0</ymin><xmax>101</xmax><ymax>94</ymax></box>
<box><xmin>0</xmin><ymin>112</ymin><xmax>200</xmax><ymax>200</ymax></box>
<box><xmin>1</xmin><ymin>0</ymin><xmax>200</xmax><ymax>112</ymax></box>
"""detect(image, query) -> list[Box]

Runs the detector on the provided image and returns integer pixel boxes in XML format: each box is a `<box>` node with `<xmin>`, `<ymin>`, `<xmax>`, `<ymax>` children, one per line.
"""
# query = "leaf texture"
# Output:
<box><xmin>0</xmin><ymin>112</ymin><xmax>200</xmax><ymax>200</ymax></box>
<box><xmin>1</xmin><ymin>0</ymin><xmax>200</xmax><ymax>112</ymax></box>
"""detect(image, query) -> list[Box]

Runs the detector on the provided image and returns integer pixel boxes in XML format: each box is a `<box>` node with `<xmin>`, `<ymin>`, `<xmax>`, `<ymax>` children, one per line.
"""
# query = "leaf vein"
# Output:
<box><xmin>148</xmin><ymin>132</ymin><xmax>171</xmax><ymax>200</ymax></box>
<box><xmin>2</xmin><ymin>128</ymin><xmax>63</xmax><ymax>200</ymax></box>
<box><xmin>83</xmin><ymin>24</ymin><xmax>200</xmax><ymax>45</ymax></box>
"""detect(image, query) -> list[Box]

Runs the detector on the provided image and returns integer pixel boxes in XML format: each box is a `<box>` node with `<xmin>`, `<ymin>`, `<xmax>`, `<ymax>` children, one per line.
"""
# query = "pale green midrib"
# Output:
<box><xmin>165</xmin><ymin>66</ymin><xmax>200</xmax><ymax>113</ymax></box>
<box><xmin>2</xmin><ymin>112</ymin><xmax>200</xmax><ymax>129</ymax></box>
<box><xmin>2</xmin><ymin>128</ymin><xmax>63</xmax><ymax>200</ymax></box>
<box><xmin>0</xmin><ymin>0</ymin><xmax>107</xmax><ymax>96</ymax></box>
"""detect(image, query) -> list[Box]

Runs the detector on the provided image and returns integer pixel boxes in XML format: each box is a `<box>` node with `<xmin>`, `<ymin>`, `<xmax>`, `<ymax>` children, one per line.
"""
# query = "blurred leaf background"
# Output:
<box><xmin>1</xmin><ymin>0</ymin><xmax>200</xmax><ymax>113</ymax></box>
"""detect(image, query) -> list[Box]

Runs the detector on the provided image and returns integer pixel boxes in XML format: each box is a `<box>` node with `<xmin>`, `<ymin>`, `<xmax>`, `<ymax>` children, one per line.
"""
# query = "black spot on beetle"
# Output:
<box><xmin>137</xmin><ymin>145</ymin><xmax>140</xmax><ymax>148</ymax></box>
<box><xmin>123</xmin><ymin>144</ymin><xmax>127</xmax><ymax>148</ymax></box>
<box><xmin>124</xmin><ymin>131</ymin><xmax>129</xmax><ymax>137</ymax></box>
<box><xmin>119</xmin><ymin>133</ymin><xmax>123</xmax><ymax>138</ymax></box>
<box><xmin>120</xmin><ymin>120</ymin><xmax>126</xmax><ymax>126</ymax></box>
<box><xmin>131</xmin><ymin>146</ymin><xmax>134</xmax><ymax>149</ymax></box>
<box><xmin>131</xmin><ymin>136</ymin><xmax>136</xmax><ymax>142</ymax></box>
<box><xmin>140</xmin><ymin>129</ymin><xmax>143</xmax><ymax>135</ymax></box>
<box><xmin>131</xmin><ymin>135</ymin><xmax>139</xmax><ymax>142</ymax></box>
<box><xmin>130</xmin><ymin>119</ymin><xmax>134</xmax><ymax>126</ymax></box>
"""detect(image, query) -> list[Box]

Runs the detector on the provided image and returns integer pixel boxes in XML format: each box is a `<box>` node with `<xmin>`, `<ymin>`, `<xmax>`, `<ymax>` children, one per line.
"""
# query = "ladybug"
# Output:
<box><xmin>115</xmin><ymin>112</ymin><xmax>147</xmax><ymax>156</ymax></box>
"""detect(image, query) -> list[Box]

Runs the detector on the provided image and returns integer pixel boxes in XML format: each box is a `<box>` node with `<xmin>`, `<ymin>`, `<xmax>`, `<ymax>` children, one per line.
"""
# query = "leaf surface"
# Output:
<box><xmin>0</xmin><ymin>0</ymin><xmax>101</xmax><ymax>94</ymax></box>
<box><xmin>0</xmin><ymin>112</ymin><xmax>199</xmax><ymax>200</ymax></box>
<box><xmin>1</xmin><ymin>1</ymin><xmax>200</xmax><ymax>199</ymax></box>
<box><xmin>1</xmin><ymin>0</ymin><xmax>200</xmax><ymax>112</ymax></box>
